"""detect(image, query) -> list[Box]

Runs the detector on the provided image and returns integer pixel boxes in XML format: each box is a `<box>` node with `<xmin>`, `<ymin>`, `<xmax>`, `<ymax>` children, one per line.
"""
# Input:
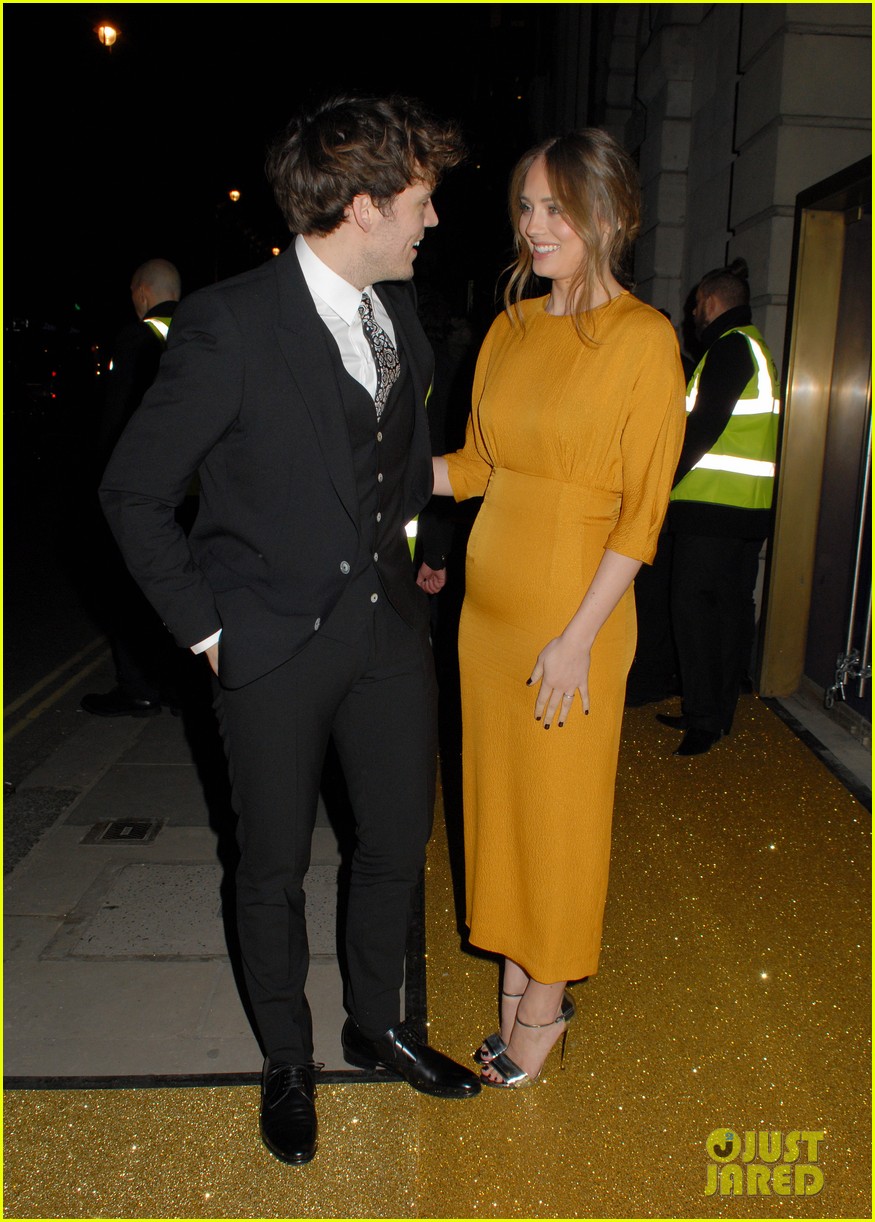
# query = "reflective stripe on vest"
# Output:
<box><xmin>406</xmin><ymin>516</ymin><xmax>418</xmax><ymax>561</ymax></box>
<box><xmin>689</xmin><ymin>453</ymin><xmax>775</xmax><ymax>478</ymax></box>
<box><xmin>671</xmin><ymin>326</ymin><xmax>780</xmax><ymax>511</ymax></box>
<box><xmin>144</xmin><ymin>316</ymin><xmax>171</xmax><ymax>343</ymax></box>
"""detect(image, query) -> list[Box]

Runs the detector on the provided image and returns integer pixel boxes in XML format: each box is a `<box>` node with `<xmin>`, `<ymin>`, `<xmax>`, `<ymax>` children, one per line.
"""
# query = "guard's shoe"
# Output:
<box><xmin>80</xmin><ymin>688</ymin><xmax>160</xmax><ymax>717</ymax></box>
<box><xmin>260</xmin><ymin>1059</ymin><xmax>318</xmax><ymax>1165</ymax></box>
<box><xmin>341</xmin><ymin>1017</ymin><xmax>480</xmax><ymax>1098</ymax></box>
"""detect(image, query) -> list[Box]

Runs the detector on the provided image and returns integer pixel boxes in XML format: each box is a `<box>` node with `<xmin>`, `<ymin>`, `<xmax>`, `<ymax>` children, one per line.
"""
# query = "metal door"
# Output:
<box><xmin>805</xmin><ymin>215</ymin><xmax>871</xmax><ymax>717</ymax></box>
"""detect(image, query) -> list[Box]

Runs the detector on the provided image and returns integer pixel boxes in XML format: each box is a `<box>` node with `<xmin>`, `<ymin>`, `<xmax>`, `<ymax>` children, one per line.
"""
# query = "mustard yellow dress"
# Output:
<box><xmin>444</xmin><ymin>293</ymin><xmax>686</xmax><ymax>982</ymax></box>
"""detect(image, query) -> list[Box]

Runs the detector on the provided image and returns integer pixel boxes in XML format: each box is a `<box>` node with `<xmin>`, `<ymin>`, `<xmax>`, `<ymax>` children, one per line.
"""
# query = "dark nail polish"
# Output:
<box><xmin>526</xmin><ymin>679</ymin><xmax>533</xmax><ymax>686</ymax></box>
<box><xmin>535</xmin><ymin>715</ymin><xmax>541</xmax><ymax>722</ymax></box>
<box><xmin>584</xmin><ymin>709</ymin><xmax>590</xmax><ymax>716</ymax></box>
<box><xmin>558</xmin><ymin>721</ymin><xmax>564</xmax><ymax>728</ymax></box>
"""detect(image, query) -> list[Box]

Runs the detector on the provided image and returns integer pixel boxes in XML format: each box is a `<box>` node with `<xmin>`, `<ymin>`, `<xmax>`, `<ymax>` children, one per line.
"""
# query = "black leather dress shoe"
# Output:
<box><xmin>655</xmin><ymin>712</ymin><xmax>687</xmax><ymax>729</ymax></box>
<box><xmin>341</xmin><ymin>1017</ymin><xmax>481</xmax><ymax>1098</ymax></box>
<box><xmin>80</xmin><ymin>688</ymin><xmax>161</xmax><ymax>718</ymax></box>
<box><xmin>260</xmin><ymin>1059</ymin><xmax>318</xmax><ymax>1165</ymax></box>
<box><xmin>674</xmin><ymin>728</ymin><xmax>721</xmax><ymax>756</ymax></box>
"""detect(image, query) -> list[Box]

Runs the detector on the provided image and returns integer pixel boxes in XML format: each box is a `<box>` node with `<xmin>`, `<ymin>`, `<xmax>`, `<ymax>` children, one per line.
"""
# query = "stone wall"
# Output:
<box><xmin>591</xmin><ymin>3</ymin><xmax>871</xmax><ymax>361</ymax></box>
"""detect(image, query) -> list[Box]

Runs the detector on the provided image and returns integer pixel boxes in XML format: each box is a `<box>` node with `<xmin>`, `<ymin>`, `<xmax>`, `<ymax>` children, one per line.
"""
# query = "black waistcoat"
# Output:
<box><xmin>320</xmin><ymin>345</ymin><xmax>427</xmax><ymax>644</ymax></box>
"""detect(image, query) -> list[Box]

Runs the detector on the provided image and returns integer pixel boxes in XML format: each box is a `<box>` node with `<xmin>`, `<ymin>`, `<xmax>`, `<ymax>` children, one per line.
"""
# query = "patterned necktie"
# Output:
<box><xmin>358</xmin><ymin>292</ymin><xmax>400</xmax><ymax>420</ymax></box>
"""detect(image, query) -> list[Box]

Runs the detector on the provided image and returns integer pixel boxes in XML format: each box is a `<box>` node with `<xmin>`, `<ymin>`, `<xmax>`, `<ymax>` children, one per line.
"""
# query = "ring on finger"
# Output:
<box><xmin>562</xmin><ymin>692</ymin><xmax>573</xmax><ymax>700</ymax></box>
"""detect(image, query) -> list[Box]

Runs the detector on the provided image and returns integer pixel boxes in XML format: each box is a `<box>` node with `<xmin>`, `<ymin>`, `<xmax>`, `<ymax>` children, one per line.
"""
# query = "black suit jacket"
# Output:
<box><xmin>100</xmin><ymin>246</ymin><xmax>435</xmax><ymax>689</ymax></box>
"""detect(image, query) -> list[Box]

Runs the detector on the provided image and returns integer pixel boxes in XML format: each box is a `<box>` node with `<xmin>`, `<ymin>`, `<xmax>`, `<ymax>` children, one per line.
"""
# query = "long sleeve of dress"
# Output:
<box><xmin>605</xmin><ymin>317</ymin><xmax>686</xmax><ymax>564</ymax></box>
<box><xmin>443</xmin><ymin>324</ymin><xmax>496</xmax><ymax>501</ymax></box>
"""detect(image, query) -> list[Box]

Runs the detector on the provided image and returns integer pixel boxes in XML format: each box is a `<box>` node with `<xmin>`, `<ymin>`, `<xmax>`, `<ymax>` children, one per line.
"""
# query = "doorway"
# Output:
<box><xmin>760</xmin><ymin>158</ymin><xmax>871</xmax><ymax>736</ymax></box>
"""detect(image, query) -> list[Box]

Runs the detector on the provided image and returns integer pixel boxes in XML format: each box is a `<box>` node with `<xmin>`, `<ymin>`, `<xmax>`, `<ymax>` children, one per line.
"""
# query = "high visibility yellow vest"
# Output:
<box><xmin>671</xmin><ymin>325</ymin><xmax>780</xmax><ymax>511</ymax></box>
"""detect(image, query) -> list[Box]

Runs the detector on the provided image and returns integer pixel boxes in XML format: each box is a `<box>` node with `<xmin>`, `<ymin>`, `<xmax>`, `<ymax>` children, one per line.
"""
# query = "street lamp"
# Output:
<box><xmin>228</xmin><ymin>190</ymin><xmax>241</xmax><ymax>203</ymax></box>
<box><xmin>95</xmin><ymin>23</ymin><xmax>119</xmax><ymax>49</ymax></box>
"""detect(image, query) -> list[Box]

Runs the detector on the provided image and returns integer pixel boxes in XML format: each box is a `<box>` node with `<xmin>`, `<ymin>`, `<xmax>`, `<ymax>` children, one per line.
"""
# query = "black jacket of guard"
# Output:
<box><xmin>97</xmin><ymin>299</ymin><xmax>179</xmax><ymax>462</ymax></box>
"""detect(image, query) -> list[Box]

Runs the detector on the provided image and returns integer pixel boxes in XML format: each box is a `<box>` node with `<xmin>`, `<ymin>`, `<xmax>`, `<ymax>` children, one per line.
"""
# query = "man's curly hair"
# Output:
<box><xmin>266</xmin><ymin>95</ymin><xmax>465</xmax><ymax>235</ymax></box>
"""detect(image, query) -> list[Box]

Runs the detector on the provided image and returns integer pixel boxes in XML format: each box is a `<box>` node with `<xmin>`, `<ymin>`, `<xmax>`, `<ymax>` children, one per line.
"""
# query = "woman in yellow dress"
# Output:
<box><xmin>432</xmin><ymin>130</ymin><xmax>686</xmax><ymax>1088</ymax></box>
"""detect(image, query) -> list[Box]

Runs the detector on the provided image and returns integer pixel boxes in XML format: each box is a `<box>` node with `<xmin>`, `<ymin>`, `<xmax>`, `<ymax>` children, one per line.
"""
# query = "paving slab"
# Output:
<box><xmin>62</xmin><ymin>762</ymin><xmax>215</xmax><ymax>827</ymax></box>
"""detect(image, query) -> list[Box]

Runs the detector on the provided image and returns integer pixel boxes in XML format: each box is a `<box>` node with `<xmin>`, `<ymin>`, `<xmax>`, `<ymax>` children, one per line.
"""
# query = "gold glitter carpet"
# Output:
<box><xmin>3</xmin><ymin>696</ymin><xmax>870</xmax><ymax>1219</ymax></box>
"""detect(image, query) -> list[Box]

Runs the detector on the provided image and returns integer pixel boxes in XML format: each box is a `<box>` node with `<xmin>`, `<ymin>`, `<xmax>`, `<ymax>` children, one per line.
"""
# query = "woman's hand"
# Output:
<box><xmin>528</xmin><ymin>634</ymin><xmax>591</xmax><ymax>728</ymax></box>
<box><xmin>527</xmin><ymin>549</ymin><xmax>642</xmax><ymax>728</ymax></box>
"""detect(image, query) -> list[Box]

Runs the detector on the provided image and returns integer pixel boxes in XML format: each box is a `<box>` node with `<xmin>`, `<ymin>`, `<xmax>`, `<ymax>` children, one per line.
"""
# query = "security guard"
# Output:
<box><xmin>81</xmin><ymin>258</ymin><xmax>183</xmax><ymax>718</ymax></box>
<box><xmin>658</xmin><ymin>258</ymin><xmax>780</xmax><ymax>756</ymax></box>
<box><xmin>98</xmin><ymin>259</ymin><xmax>181</xmax><ymax>460</ymax></box>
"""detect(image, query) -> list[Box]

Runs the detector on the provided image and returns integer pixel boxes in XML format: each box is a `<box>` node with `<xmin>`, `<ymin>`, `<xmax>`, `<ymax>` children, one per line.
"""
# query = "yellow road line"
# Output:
<box><xmin>4</xmin><ymin>650</ymin><xmax>111</xmax><ymax>742</ymax></box>
<box><xmin>3</xmin><ymin>637</ymin><xmax>108</xmax><ymax>717</ymax></box>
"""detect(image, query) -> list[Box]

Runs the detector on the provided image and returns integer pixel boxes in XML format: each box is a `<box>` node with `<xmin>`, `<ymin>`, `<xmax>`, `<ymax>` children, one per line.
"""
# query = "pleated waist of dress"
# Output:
<box><xmin>486</xmin><ymin>467</ymin><xmax>622</xmax><ymax>527</ymax></box>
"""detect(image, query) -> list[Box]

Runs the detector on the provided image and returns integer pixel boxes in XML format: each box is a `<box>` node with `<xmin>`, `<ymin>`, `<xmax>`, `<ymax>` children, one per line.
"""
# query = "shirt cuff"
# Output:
<box><xmin>191</xmin><ymin>629</ymin><xmax>221</xmax><ymax>654</ymax></box>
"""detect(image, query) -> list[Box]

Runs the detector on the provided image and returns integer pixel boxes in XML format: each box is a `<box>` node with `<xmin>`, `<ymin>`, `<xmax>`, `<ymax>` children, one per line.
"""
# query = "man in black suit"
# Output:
<box><xmin>100</xmin><ymin>96</ymin><xmax>478</xmax><ymax>1165</ymax></box>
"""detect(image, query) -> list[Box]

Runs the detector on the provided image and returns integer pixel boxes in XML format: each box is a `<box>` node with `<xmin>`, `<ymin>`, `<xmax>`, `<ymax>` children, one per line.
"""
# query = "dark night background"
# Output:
<box><xmin>4</xmin><ymin>2</ymin><xmax>563</xmax><ymax>781</ymax></box>
<box><xmin>6</xmin><ymin>2</ymin><xmax>559</xmax><ymax>336</ymax></box>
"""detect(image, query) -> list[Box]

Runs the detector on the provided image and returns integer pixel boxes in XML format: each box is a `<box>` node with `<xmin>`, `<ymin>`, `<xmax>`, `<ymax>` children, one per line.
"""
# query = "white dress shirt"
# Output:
<box><xmin>294</xmin><ymin>233</ymin><xmax>396</xmax><ymax>394</ymax></box>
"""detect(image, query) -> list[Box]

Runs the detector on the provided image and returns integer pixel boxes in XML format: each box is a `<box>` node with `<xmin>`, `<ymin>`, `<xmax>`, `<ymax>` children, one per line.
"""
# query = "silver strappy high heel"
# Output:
<box><xmin>479</xmin><ymin>994</ymin><xmax>576</xmax><ymax>1089</ymax></box>
<box><xmin>475</xmin><ymin>989</ymin><xmax>576</xmax><ymax>1065</ymax></box>
<box><xmin>473</xmin><ymin>991</ymin><xmax>523</xmax><ymax>1065</ymax></box>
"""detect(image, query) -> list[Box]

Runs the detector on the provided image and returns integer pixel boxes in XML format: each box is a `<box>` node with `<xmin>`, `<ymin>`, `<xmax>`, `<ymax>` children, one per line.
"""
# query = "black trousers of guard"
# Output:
<box><xmin>671</xmin><ymin>534</ymin><xmax>763</xmax><ymax>737</ymax></box>
<box><xmin>215</xmin><ymin>604</ymin><xmax>437</xmax><ymax>1064</ymax></box>
<box><xmin>626</xmin><ymin>531</ymin><xmax>678</xmax><ymax>703</ymax></box>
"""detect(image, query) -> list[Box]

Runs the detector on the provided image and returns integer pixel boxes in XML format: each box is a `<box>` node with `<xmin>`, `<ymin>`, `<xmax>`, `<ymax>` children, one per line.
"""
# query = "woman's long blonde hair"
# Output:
<box><xmin>503</xmin><ymin>129</ymin><xmax>641</xmax><ymax>340</ymax></box>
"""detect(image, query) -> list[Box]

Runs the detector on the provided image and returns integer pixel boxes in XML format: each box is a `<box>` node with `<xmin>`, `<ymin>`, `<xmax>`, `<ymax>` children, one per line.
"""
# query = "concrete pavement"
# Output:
<box><xmin>4</xmin><ymin>699</ymin><xmax>352</xmax><ymax>1081</ymax></box>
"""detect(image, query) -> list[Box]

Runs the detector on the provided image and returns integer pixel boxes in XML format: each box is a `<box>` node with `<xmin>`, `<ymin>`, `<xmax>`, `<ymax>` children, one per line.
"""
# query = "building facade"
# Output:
<box><xmin>573</xmin><ymin>3</ymin><xmax>872</xmax><ymax>732</ymax></box>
